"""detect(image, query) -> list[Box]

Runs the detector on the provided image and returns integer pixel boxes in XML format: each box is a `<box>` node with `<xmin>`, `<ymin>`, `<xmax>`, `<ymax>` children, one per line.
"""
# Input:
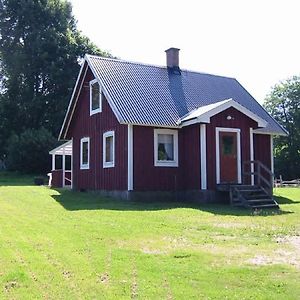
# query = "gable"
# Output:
<box><xmin>179</xmin><ymin>99</ymin><xmax>267</xmax><ymax>128</ymax></box>
<box><xmin>65</xmin><ymin>68</ymin><xmax>122</xmax><ymax>140</ymax></box>
<box><xmin>59</xmin><ymin>62</ymin><xmax>123</xmax><ymax>140</ymax></box>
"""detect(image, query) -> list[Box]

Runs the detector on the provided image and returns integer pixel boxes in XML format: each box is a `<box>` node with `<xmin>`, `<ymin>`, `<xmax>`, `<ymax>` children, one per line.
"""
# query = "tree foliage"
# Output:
<box><xmin>6</xmin><ymin>127</ymin><xmax>57</xmax><ymax>173</ymax></box>
<box><xmin>264</xmin><ymin>76</ymin><xmax>300</xmax><ymax>179</ymax></box>
<box><xmin>0</xmin><ymin>0</ymin><xmax>112</xmax><ymax>171</ymax></box>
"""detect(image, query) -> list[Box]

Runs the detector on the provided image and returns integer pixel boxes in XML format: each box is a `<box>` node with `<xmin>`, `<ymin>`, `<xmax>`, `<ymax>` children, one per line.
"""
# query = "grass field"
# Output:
<box><xmin>0</xmin><ymin>172</ymin><xmax>299</xmax><ymax>299</ymax></box>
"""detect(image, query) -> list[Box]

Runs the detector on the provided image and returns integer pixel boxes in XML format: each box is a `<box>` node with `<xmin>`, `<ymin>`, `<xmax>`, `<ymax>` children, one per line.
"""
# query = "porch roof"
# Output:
<box><xmin>179</xmin><ymin>98</ymin><xmax>268</xmax><ymax>128</ymax></box>
<box><xmin>49</xmin><ymin>140</ymin><xmax>72</xmax><ymax>156</ymax></box>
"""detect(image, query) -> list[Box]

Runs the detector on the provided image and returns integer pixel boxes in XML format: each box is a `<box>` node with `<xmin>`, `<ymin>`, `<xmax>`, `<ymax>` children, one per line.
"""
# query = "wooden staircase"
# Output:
<box><xmin>230</xmin><ymin>184</ymin><xmax>279</xmax><ymax>209</ymax></box>
<box><xmin>219</xmin><ymin>160</ymin><xmax>279</xmax><ymax>209</ymax></box>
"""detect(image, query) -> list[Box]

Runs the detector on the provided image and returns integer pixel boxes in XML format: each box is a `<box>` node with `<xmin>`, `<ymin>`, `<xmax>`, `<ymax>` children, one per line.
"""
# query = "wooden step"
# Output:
<box><xmin>236</xmin><ymin>189</ymin><xmax>262</xmax><ymax>193</ymax></box>
<box><xmin>228</xmin><ymin>183</ymin><xmax>279</xmax><ymax>209</ymax></box>
<box><xmin>251</xmin><ymin>204</ymin><xmax>279</xmax><ymax>209</ymax></box>
<box><xmin>244</xmin><ymin>195</ymin><xmax>271</xmax><ymax>200</ymax></box>
<box><xmin>247</xmin><ymin>199</ymin><xmax>273</xmax><ymax>203</ymax></box>
<box><xmin>233</xmin><ymin>185</ymin><xmax>260</xmax><ymax>190</ymax></box>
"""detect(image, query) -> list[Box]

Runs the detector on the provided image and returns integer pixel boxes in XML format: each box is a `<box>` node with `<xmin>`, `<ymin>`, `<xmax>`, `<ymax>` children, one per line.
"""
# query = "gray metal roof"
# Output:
<box><xmin>85</xmin><ymin>55</ymin><xmax>286</xmax><ymax>135</ymax></box>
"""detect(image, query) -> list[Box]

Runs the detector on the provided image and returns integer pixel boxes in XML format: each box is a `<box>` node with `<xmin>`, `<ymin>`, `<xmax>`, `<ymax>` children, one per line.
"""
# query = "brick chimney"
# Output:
<box><xmin>165</xmin><ymin>47</ymin><xmax>180</xmax><ymax>69</ymax></box>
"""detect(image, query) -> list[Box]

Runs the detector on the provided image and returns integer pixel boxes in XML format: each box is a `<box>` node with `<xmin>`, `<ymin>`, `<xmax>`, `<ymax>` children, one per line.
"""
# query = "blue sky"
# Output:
<box><xmin>70</xmin><ymin>0</ymin><xmax>300</xmax><ymax>103</ymax></box>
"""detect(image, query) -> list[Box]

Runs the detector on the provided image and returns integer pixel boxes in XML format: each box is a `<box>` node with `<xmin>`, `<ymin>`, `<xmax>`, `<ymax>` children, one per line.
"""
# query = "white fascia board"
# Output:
<box><xmin>180</xmin><ymin>99</ymin><xmax>231</xmax><ymax>123</ymax></box>
<box><xmin>59</xmin><ymin>61</ymin><xmax>87</xmax><ymax>141</ymax></box>
<box><xmin>122</xmin><ymin>121</ymin><xmax>180</xmax><ymax>129</ymax></box>
<box><xmin>180</xmin><ymin>98</ymin><xmax>268</xmax><ymax>128</ymax></box>
<box><xmin>253</xmin><ymin>128</ymin><xmax>288</xmax><ymax>136</ymax></box>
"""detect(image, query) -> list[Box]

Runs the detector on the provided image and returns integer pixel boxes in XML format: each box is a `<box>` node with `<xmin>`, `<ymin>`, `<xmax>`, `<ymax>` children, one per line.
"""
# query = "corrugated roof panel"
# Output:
<box><xmin>86</xmin><ymin>55</ymin><xmax>286</xmax><ymax>134</ymax></box>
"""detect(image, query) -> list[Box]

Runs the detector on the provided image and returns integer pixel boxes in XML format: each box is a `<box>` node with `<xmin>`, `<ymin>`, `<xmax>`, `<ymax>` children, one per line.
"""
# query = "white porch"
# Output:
<box><xmin>49</xmin><ymin>140</ymin><xmax>72</xmax><ymax>188</ymax></box>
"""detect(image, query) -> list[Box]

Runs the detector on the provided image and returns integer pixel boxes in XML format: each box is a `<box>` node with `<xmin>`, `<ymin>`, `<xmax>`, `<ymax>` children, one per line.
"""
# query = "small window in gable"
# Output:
<box><xmin>90</xmin><ymin>79</ymin><xmax>101</xmax><ymax>115</ymax></box>
<box><xmin>154</xmin><ymin>129</ymin><xmax>178</xmax><ymax>167</ymax></box>
<box><xmin>80</xmin><ymin>137</ymin><xmax>90</xmax><ymax>169</ymax></box>
<box><xmin>103</xmin><ymin>131</ymin><xmax>115</xmax><ymax>168</ymax></box>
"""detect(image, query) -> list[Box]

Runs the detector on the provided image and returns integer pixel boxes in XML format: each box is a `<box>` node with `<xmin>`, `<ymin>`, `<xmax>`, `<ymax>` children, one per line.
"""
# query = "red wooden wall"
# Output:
<box><xmin>67</xmin><ymin>69</ymin><xmax>128</xmax><ymax>190</ymax></box>
<box><xmin>254</xmin><ymin>134</ymin><xmax>271</xmax><ymax>169</ymax></box>
<box><xmin>206</xmin><ymin>107</ymin><xmax>258</xmax><ymax>189</ymax></box>
<box><xmin>51</xmin><ymin>170</ymin><xmax>63</xmax><ymax>188</ymax></box>
<box><xmin>133</xmin><ymin>124</ymin><xmax>201</xmax><ymax>191</ymax></box>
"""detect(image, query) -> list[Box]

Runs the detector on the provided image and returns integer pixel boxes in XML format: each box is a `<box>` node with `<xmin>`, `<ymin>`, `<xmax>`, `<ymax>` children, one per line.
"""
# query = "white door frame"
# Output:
<box><xmin>216</xmin><ymin>127</ymin><xmax>241</xmax><ymax>184</ymax></box>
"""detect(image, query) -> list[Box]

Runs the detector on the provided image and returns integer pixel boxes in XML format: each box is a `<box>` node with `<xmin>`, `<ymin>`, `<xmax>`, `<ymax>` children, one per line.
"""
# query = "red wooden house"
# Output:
<box><xmin>50</xmin><ymin>48</ymin><xmax>287</xmax><ymax>205</ymax></box>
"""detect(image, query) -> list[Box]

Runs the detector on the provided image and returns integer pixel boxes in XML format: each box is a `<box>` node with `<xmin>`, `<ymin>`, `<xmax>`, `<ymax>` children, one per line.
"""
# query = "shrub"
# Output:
<box><xmin>6</xmin><ymin>128</ymin><xmax>57</xmax><ymax>173</ymax></box>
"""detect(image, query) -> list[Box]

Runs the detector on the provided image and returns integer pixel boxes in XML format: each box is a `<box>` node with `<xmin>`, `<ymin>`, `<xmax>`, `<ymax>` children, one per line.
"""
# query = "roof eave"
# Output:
<box><xmin>253</xmin><ymin>128</ymin><xmax>288</xmax><ymax>136</ymax></box>
<box><xmin>58</xmin><ymin>60</ymin><xmax>88</xmax><ymax>141</ymax></box>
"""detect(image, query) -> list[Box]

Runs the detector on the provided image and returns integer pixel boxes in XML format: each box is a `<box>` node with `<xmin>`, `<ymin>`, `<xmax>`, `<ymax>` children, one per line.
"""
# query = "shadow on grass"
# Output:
<box><xmin>274</xmin><ymin>195</ymin><xmax>300</xmax><ymax>205</ymax></box>
<box><xmin>51</xmin><ymin>189</ymin><xmax>292</xmax><ymax>216</ymax></box>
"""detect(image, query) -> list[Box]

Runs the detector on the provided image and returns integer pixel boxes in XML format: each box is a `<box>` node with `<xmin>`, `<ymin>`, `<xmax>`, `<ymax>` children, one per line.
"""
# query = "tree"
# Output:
<box><xmin>0</xmin><ymin>0</ymin><xmax>112</xmax><ymax>170</ymax></box>
<box><xmin>264</xmin><ymin>76</ymin><xmax>300</xmax><ymax>179</ymax></box>
<box><xmin>6</xmin><ymin>127</ymin><xmax>57</xmax><ymax>173</ymax></box>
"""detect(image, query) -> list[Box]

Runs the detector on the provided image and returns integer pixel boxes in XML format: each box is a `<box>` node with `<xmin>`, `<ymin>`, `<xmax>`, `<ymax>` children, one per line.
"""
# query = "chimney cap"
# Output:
<box><xmin>165</xmin><ymin>47</ymin><xmax>180</xmax><ymax>52</ymax></box>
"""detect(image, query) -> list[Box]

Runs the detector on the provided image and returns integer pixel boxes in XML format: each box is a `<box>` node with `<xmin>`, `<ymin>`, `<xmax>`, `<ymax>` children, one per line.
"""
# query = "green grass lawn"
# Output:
<box><xmin>0</xmin><ymin>172</ymin><xmax>299</xmax><ymax>299</ymax></box>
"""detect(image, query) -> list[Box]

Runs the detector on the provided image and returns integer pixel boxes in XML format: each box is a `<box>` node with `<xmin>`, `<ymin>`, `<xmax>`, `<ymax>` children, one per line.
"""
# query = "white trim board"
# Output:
<box><xmin>215</xmin><ymin>127</ymin><xmax>241</xmax><ymax>184</ymax></box>
<box><xmin>249</xmin><ymin>127</ymin><xmax>254</xmax><ymax>185</ymax></box>
<box><xmin>59</xmin><ymin>62</ymin><xmax>88</xmax><ymax>140</ymax></box>
<box><xmin>200</xmin><ymin>124</ymin><xmax>207</xmax><ymax>190</ymax></box>
<box><xmin>127</xmin><ymin>124</ymin><xmax>134</xmax><ymax>191</ymax></box>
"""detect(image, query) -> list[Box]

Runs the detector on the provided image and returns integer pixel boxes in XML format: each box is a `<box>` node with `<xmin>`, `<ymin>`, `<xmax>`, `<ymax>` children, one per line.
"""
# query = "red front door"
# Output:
<box><xmin>219</xmin><ymin>131</ymin><xmax>238</xmax><ymax>183</ymax></box>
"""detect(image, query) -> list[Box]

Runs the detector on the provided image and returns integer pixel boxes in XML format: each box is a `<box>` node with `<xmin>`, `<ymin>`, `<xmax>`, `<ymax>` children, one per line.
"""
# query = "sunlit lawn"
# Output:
<box><xmin>0</xmin><ymin>172</ymin><xmax>299</xmax><ymax>299</ymax></box>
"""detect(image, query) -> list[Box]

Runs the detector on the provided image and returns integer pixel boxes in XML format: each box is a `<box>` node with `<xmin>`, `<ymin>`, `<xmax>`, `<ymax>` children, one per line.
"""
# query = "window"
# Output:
<box><xmin>90</xmin><ymin>79</ymin><xmax>101</xmax><ymax>115</ymax></box>
<box><xmin>103</xmin><ymin>131</ymin><xmax>115</xmax><ymax>168</ymax></box>
<box><xmin>80</xmin><ymin>137</ymin><xmax>90</xmax><ymax>169</ymax></box>
<box><xmin>222</xmin><ymin>136</ymin><xmax>234</xmax><ymax>155</ymax></box>
<box><xmin>154</xmin><ymin>129</ymin><xmax>178</xmax><ymax>167</ymax></box>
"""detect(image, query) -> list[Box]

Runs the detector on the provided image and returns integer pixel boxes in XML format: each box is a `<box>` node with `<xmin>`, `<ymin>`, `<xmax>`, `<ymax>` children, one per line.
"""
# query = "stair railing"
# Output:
<box><xmin>242</xmin><ymin>160</ymin><xmax>274</xmax><ymax>196</ymax></box>
<box><xmin>230</xmin><ymin>186</ymin><xmax>248</xmax><ymax>207</ymax></box>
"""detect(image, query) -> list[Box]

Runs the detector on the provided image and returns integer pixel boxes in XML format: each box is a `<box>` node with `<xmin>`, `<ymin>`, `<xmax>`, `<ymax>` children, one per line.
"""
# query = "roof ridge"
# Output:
<box><xmin>85</xmin><ymin>54</ymin><xmax>236</xmax><ymax>80</ymax></box>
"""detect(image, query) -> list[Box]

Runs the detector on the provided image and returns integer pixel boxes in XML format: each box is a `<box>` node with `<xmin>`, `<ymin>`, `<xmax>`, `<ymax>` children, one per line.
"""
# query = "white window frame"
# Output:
<box><xmin>80</xmin><ymin>137</ymin><xmax>90</xmax><ymax>170</ymax></box>
<box><xmin>154</xmin><ymin>129</ymin><xmax>178</xmax><ymax>167</ymax></box>
<box><xmin>89</xmin><ymin>79</ymin><xmax>102</xmax><ymax>115</ymax></box>
<box><xmin>103</xmin><ymin>131</ymin><xmax>115</xmax><ymax>168</ymax></box>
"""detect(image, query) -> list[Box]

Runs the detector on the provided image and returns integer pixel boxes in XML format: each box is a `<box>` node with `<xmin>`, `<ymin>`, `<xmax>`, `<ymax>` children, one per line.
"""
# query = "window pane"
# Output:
<box><xmin>158</xmin><ymin>134</ymin><xmax>174</xmax><ymax>161</ymax></box>
<box><xmin>55</xmin><ymin>155</ymin><xmax>62</xmax><ymax>169</ymax></box>
<box><xmin>105</xmin><ymin>136</ymin><xmax>113</xmax><ymax>162</ymax></box>
<box><xmin>91</xmin><ymin>82</ymin><xmax>100</xmax><ymax>110</ymax></box>
<box><xmin>65</xmin><ymin>155</ymin><xmax>71</xmax><ymax>170</ymax></box>
<box><xmin>222</xmin><ymin>136</ymin><xmax>234</xmax><ymax>155</ymax></box>
<box><xmin>82</xmin><ymin>141</ymin><xmax>88</xmax><ymax>164</ymax></box>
